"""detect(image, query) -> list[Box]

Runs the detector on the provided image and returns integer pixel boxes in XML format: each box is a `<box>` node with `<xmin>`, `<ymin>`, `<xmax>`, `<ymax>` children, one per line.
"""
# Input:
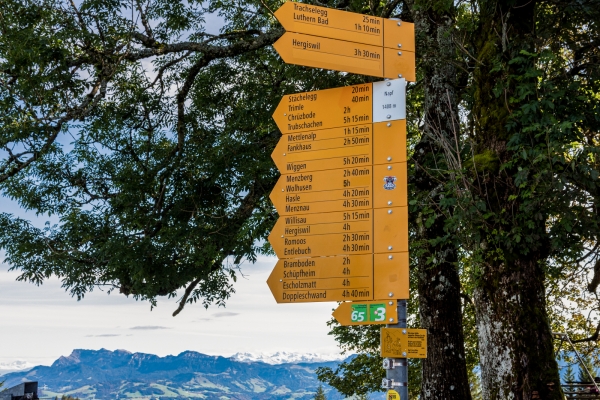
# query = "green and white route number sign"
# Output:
<box><xmin>332</xmin><ymin>300</ymin><xmax>397</xmax><ymax>326</ymax></box>
<box><xmin>352</xmin><ymin>303</ymin><xmax>386</xmax><ymax>322</ymax></box>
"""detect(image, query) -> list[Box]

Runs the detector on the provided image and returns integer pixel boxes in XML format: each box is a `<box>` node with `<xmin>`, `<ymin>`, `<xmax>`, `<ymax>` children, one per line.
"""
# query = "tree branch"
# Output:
<box><xmin>571</xmin><ymin>322</ymin><xmax>600</xmax><ymax>344</ymax></box>
<box><xmin>126</xmin><ymin>28</ymin><xmax>284</xmax><ymax>61</ymax></box>
<box><xmin>172</xmin><ymin>276</ymin><xmax>203</xmax><ymax>316</ymax></box>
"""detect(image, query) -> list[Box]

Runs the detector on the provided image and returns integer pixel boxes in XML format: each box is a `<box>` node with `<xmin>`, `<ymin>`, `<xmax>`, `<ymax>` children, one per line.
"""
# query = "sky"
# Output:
<box><xmin>0</xmin><ymin>230</ymin><xmax>342</xmax><ymax>366</ymax></box>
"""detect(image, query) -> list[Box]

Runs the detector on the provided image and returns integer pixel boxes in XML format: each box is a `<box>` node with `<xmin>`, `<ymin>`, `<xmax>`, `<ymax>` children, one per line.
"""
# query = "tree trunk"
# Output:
<box><xmin>470</xmin><ymin>0</ymin><xmax>562</xmax><ymax>398</ymax></box>
<box><xmin>415</xmin><ymin>203</ymin><xmax>473</xmax><ymax>400</ymax></box>
<box><xmin>409</xmin><ymin>2</ymin><xmax>473</xmax><ymax>398</ymax></box>
<box><xmin>474</xmin><ymin>257</ymin><xmax>560</xmax><ymax>399</ymax></box>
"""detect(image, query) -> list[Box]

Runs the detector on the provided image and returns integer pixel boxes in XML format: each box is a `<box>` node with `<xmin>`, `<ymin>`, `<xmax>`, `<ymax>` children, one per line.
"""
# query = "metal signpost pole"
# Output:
<box><xmin>383</xmin><ymin>299</ymin><xmax>408</xmax><ymax>399</ymax></box>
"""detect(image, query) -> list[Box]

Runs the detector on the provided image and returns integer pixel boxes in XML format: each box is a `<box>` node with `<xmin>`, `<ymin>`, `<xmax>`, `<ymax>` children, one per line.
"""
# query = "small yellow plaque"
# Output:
<box><xmin>386</xmin><ymin>389</ymin><xmax>400</xmax><ymax>400</ymax></box>
<box><xmin>380</xmin><ymin>328</ymin><xmax>428</xmax><ymax>358</ymax></box>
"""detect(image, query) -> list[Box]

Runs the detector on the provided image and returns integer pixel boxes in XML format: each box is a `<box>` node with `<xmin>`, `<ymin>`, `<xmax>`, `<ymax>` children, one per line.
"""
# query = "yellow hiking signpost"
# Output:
<box><xmin>275</xmin><ymin>2</ymin><xmax>384</xmax><ymax>46</ymax></box>
<box><xmin>267</xmin><ymin>79</ymin><xmax>409</xmax><ymax>304</ymax></box>
<box><xmin>268</xmin><ymin>164</ymin><xmax>408</xmax><ymax>215</ymax></box>
<box><xmin>266</xmin><ymin>255</ymin><xmax>374</xmax><ymax>303</ymax></box>
<box><xmin>267</xmin><ymin>207</ymin><xmax>409</xmax><ymax>258</ymax></box>
<box><xmin>267</xmin><ymin>80</ymin><xmax>411</xmax><ymax>303</ymax></box>
<box><xmin>267</xmin><ymin>4</ymin><xmax>422</xmax><ymax>397</ymax></box>
<box><xmin>273</xmin><ymin>33</ymin><xmax>416</xmax><ymax>81</ymax></box>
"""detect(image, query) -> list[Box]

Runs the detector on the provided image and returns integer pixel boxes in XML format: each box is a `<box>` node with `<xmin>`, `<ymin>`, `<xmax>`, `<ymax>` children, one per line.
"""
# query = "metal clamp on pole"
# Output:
<box><xmin>383</xmin><ymin>358</ymin><xmax>408</xmax><ymax>370</ymax></box>
<box><xmin>382</xmin><ymin>378</ymin><xmax>408</xmax><ymax>389</ymax></box>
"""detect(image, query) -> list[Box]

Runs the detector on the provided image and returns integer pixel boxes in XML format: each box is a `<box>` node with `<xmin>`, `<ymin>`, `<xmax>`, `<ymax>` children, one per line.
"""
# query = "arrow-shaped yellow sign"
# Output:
<box><xmin>266</xmin><ymin>254</ymin><xmax>374</xmax><ymax>303</ymax></box>
<box><xmin>273</xmin><ymin>32</ymin><xmax>415</xmax><ymax>81</ymax></box>
<box><xmin>267</xmin><ymin>207</ymin><xmax>409</xmax><ymax>259</ymax></box>
<box><xmin>274</xmin><ymin>2</ymin><xmax>415</xmax><ymax>51</ymax></box>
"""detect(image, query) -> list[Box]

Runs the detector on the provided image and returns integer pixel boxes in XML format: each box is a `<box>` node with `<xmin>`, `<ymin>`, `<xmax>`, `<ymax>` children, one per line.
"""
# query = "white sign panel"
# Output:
<box><xmin>372</xmin><ymin>78</ymin><xmax>406</xmax><ymax>122</ymax></box>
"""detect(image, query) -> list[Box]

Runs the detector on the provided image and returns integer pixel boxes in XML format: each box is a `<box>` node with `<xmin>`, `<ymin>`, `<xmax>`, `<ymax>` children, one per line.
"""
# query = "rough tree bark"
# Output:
<box><xmin>408</xmin><ymin>1</ymin><xmax>473</xmax><ymax>398</ymax></box>
<box><xmin>471</xmin><ymin>0</ymin><xmax>562</xmax><ymax>398</ymax></box>
<box><xmin>474</xmin><ymin>256</ymin><xmax>560</xmax><ymax>399</ymax></box>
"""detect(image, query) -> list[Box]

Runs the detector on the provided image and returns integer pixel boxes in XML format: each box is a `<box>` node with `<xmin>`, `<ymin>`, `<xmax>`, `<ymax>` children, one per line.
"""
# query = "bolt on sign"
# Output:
<box><xmin>273</xmin><ymin>2</ymin><xmax>415</xmax><ymax>81</ymax></box>
<box><xmin>267</xmin><ymin>79</ymin><xmax>409</xmax><ymax>303</ymax></box>
<box><xmin>380</xmin><ymin>328</ymin><xmax>428</xmax><ymax>359</ymax></box>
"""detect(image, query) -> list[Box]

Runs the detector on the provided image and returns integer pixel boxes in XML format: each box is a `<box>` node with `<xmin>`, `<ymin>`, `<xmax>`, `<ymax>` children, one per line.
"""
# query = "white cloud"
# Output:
<box><xmin>130</xmin><ymin>326</ymin><xmax>171</xmax><ymax>330</ymax></box>
<box><xmin>0</xmin><ymin>255</ymin><xmax>341</xmax><ymax>367</ymax></box>
<box><xmin>212</xmin><ymin>312</ymin><xmax>240</xmax><ymax>318</ymax></box>
<box><xmin>85</xmin><ymin>334</ymin><xmax>121</xmax><ymax>337</ymax></box>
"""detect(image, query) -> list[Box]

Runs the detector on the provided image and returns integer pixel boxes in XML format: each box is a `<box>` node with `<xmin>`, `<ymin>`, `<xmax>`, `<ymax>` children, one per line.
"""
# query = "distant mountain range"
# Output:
<box><xmin>0</xmin><ymin>361</ymin><xmax>34</xmax><ymax>377</ymax></box>
<box><xmin>229</xmin><ymin>351</ymin><xmax>344</xmax><ymax>365</ymax></box>
<box><xmin>0</xmin><ymin>349</ymin><xmax>353</xmax><ymax>399</ymax></box>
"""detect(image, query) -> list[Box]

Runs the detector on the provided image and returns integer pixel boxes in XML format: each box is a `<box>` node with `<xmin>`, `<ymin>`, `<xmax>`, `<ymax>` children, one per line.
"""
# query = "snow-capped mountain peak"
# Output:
<box><xmin>0</xmin><ymin>360</ymin><xmax>34</xmax><ymax>376</ymax></box>
<box><xmin>229</xmin><ymin>351</ymin><xmax>343</xmax><ymax>364</ymax></box>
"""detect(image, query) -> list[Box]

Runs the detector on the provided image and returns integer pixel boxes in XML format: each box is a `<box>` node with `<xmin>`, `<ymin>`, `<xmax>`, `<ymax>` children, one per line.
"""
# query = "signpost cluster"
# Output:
<box><xmin>267</xmin><ymin>80</ymin><xmax>410</xmax><ymax>306</ymax></box>
<box><xmin>267</xmin><ymin>3</ymin><xmax>426</xmax><ymax>398</ymax></box>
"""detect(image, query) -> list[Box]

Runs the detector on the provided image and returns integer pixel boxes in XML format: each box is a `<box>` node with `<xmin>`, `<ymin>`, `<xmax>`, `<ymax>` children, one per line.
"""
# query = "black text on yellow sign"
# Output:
<box><xmin>380</xmin><ymin>328</ymin><xmax>427</xmax><ymax>359</ymax></box>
